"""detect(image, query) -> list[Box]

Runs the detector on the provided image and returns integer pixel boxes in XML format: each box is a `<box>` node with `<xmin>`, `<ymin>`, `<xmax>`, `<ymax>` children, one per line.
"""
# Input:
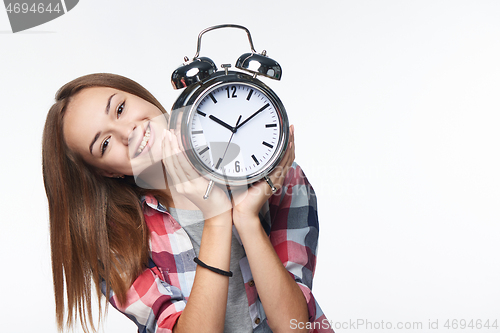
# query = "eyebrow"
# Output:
<box><xmin>89</xmin><ymin>93</ymin><xmax>116</xmax><ymax>155</ymax></box>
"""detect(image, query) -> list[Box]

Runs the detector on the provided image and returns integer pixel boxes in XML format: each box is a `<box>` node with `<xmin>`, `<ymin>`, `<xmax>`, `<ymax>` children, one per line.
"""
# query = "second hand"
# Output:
<box><xmin>203</xmin><ymin>115</ymin><xmax>242</xmax><ymax>199</ymax></box>
<box><xmin>216</xmin><ymin>115</ymin><xmax>242</xmax><ymax>170</ymax></box>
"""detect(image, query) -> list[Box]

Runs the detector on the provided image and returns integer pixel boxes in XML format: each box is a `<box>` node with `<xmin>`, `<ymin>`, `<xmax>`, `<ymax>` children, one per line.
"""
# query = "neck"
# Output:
<box><xmin>134</xmin><ymin>162</ymin><xmax>199</xmax><ymax>210</ymax></box>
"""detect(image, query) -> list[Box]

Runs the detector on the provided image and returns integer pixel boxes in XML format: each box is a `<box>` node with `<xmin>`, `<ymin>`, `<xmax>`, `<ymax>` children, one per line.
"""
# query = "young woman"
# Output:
<box><xmin>42</xmin><ymin>73</ymin><xmax>332</xmax><ymax>333</ymax></box>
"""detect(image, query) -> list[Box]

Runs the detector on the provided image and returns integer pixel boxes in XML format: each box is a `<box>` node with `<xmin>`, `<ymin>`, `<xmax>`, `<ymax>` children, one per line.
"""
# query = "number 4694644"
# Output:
<box><xmin>444</xmin><ymin>319</ymin><xmax>498</xmax><ymax>330</ymax></box>
<box><xmin>5</xmin><ymin>2</ymin><xmax>61</xmax><ymax>14</ymax></box>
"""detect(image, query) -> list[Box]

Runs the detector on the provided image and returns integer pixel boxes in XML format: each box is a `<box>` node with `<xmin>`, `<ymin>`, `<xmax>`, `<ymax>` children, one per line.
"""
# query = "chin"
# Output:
<box><xmin>130</xmin><ymin>161</ymin><xmax>166</xmax><ymax>190</ymax></box>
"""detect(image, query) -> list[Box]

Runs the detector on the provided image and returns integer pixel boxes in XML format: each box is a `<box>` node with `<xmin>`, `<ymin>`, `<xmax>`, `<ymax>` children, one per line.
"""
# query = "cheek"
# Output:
<box><xmin>128</xmin><ymin>114</ymin><xmax>167</xmax><ymax>176</ymax></box>
<box><xmin>101</xmin><ymin>147</ymin><xmax>132</xmax><ymax>173</ymax></box>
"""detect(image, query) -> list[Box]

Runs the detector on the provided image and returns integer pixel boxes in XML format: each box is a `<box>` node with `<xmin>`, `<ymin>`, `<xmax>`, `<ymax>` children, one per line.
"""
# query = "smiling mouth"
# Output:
<box><xmin>135</xmin><ymin>124</ymin><xmax>151</xmax><ymax>157</ymax></box>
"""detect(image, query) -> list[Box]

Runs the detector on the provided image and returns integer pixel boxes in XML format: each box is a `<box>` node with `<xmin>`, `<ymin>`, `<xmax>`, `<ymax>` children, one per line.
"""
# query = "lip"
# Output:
<box><xmin>132</xmin><ymin>122</ymin><xmax>154</xmax><ymax>158</ymax></box>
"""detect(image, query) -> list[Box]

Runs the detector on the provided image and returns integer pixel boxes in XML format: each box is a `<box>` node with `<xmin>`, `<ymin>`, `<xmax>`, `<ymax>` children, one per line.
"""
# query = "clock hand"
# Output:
<box><xmin>208</xmin><ymin>115</ymin><xmax>236</xmax><ymax>133</ymax></box>
<box><xmin>216</xmin><ymin>115</ymin><xmax>242</xmax><ymax>170</ymax></box>
<box><xmin>236</xmin><ymin>103</ymin><xmax>270</xmax><ymax>130</ymax></box>
<box><xmin>204</xmin><ymin>115</ymin><xmax>242</xmax><ymax>200</ymax></box>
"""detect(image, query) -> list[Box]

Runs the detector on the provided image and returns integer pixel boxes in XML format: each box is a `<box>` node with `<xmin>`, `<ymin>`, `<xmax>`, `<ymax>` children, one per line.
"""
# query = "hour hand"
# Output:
<box><xmin>209</xmin><ymin>115</ymin><xmax>236</xmax><ymax>133</ymax></box>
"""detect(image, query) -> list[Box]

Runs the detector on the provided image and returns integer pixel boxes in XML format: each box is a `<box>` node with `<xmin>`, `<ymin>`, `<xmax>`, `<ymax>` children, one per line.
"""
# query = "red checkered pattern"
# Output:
<box><xmin>106</xmin><ymin>163</ymin><xmax>334</xmax><ymax>332</ymax></box>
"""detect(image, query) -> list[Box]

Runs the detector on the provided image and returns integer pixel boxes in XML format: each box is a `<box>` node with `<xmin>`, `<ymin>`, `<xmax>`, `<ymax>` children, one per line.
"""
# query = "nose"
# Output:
<box><xmin>114</xmin><ymin>122</ymin><xmax>136</xmax><ymax>146</ymax></box>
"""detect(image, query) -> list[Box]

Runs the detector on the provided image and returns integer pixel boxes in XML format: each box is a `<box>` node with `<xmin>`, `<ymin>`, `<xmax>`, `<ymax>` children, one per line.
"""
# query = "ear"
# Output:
<box><xmin>100</xmin><ymin>170</ymin><xmax>124</xmax><ymax>178</ymax></box>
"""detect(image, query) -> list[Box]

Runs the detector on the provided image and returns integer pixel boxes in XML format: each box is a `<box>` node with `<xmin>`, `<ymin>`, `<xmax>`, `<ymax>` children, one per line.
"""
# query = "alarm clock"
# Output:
<box><xmin>169</xmin><ymin>24</ymin><xmax>289</xmax><ymax>199</ymax></box>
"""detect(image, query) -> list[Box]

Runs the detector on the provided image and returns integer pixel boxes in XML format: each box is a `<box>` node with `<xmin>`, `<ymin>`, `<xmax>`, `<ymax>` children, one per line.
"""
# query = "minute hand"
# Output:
<box><xmin>236</xmin><ymin>103</ymin><xmax>270</xmax><ymax>130</ymax></box>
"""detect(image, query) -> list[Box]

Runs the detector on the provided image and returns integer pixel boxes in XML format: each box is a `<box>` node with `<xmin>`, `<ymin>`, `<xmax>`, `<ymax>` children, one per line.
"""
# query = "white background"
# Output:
<box><xmin>1</xmin><ymin>1</ymin><xmax>499</xmax><ymax>332</ymax></box>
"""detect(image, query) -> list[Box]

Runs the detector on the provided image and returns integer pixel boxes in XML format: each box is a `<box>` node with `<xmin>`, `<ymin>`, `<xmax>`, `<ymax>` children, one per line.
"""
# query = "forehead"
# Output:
<box><xmin>63</xmin><ymin>87</ymin><xmax>117</xmax><ymax>155</ymax></box>
<box><xmin>69</xmin><ymin>87</ymin><xmax>117</xmax><ymax>112</ymax></box>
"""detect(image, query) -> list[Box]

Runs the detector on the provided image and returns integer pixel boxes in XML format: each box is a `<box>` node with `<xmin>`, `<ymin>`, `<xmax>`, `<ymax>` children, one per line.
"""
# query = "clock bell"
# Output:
<box><xmin>171</xmin><ymin>24</ymin><xmax>282</xmax><ymax>89</ymax></box>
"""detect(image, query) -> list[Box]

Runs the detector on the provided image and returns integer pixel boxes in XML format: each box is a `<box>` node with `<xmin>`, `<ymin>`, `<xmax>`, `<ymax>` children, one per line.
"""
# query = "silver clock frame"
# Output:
<box><xmin>170</xmin><ymin>70</ymin><xmax>289</xmax><ymax>187</ymax></box>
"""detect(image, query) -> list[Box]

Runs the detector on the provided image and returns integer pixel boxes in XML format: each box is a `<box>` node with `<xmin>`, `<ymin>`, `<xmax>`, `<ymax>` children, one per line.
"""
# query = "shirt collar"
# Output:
<box><xmin>141</xmin><ymin>195</ymin><xmax>169</xmax><ymax>213</ymax></box>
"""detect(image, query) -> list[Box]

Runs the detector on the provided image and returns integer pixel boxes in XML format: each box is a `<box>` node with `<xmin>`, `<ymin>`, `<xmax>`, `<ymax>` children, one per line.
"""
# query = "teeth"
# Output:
<box><xmin>137</xmin><ymin>127</ymin><xmax>151</xmax><ymax>154</ymax></box>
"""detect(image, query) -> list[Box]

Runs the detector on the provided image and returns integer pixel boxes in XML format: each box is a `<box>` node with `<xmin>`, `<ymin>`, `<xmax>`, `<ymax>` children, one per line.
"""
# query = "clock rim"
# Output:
<box><xmin>170</xmin><ymin>71</ymin><xmax>289</xmax><ymax>187</ymax></box>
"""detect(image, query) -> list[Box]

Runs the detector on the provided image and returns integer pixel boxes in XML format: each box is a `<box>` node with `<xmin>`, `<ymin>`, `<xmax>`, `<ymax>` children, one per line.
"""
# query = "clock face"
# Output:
<box><xmin>184</xmin><ymin>81</ymin><xmax>286</xmax><ymax>184</ymax></box>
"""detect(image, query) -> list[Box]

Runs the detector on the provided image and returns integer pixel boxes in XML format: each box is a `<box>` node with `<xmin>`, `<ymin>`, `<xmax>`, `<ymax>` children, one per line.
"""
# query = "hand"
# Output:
<box><xmin>208</xmin><ymin>115</ymin><xmax>237</xmax><ymax>133</ymax></box>
<box><xmin>161</xmin><ymin>129</ymin><xmax>232</xmax><ymax>219</ymax></box>
<box><xmin>231</xmin><ymin>125</ymin><xmax>295</xmax><ymax>227</ymax></box>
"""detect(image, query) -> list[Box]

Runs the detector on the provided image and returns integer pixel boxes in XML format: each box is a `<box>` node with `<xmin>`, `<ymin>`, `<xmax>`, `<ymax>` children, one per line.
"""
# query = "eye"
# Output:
<box><xmin>101</xmin><ymin>137</ymin><xmax>110</xmax><ymax>156</ymax></box>
<box><xmin>117</xmin><ymin>101</ymin><xmax>125</xmax><ymax>118</ymax></box>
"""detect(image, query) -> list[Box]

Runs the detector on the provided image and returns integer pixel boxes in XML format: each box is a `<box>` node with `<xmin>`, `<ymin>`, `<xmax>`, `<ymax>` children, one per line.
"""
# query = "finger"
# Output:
<box><xmin>285</xmin><ymin>125</ymin><xmax>295</xmax><ymax>167</ymax></box>
<box><xmin>173</xmin><ymin>129</ymin><xmax>202</xmax><ymax>180</ymax></box>
<box><xmin>280</xmin><ymin>125</ymin><xmax>295</xmax><ymax>165</ymax></box>
<box><xmin>164</xmin><ymin>133</ymin><xmax>179</xmax><ymax>185</ymax></box>
<box><xmin>168</xmin><ymin>130</ymin><xmax>190</xmax><ymax>185</ymax></box>
<box><xmin>287</xmin><ymin>125</ymin><xmax>295</xmax><ymax>166</ymax></box>
<box><xmin>162</xmin><ymin>130</ymin><xmax>182</xmax><ymax>186</ymax></box>
<box><xmin>169</xmin><ymin>130</ymin><xmax>203</xmax><ymax>184</ymax></box>
<box><xmin>268</xmin><ymin>125</ymin><xmax>295</xmax><ymax>189</ymax></box>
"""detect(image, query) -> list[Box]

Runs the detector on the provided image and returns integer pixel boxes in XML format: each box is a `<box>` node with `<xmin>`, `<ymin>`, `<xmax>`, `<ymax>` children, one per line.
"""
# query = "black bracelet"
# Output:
<box><xmin>193</xmin><ymin>257</ymin><xmax>233</xmax><ymax>277</ymax></box>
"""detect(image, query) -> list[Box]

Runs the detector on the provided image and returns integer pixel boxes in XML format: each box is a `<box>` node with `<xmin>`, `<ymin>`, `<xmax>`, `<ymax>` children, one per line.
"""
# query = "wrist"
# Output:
<box><xmin>197</xmin><ymin>191</ymin><xmax>232</xmax><ymax>220</ymax></box>
<box><xmin>204</xmin><ymin>208</ymin><xmax>233</xmax><ymax>227</ymax></box>
<box><xmin>233</xmin><ymin>213</ymin><xmax>262</xmax><ymax>234</ymax></box>
<box><xmin>232</xmin><ymin>206</ymin><xmax>257</xmax><ymax>221</ymax></box>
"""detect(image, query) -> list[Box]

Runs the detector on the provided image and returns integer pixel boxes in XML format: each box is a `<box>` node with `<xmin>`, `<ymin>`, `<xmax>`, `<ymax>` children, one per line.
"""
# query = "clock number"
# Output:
<box><xmin>225</xmin><ymin>86</ymin><xmax>237</xmax><ymax>98</ymax></box>
<box><xmin>235</xmin><ymin>161</ymin><xmax>241</xmax><ymax>172</ymax></box>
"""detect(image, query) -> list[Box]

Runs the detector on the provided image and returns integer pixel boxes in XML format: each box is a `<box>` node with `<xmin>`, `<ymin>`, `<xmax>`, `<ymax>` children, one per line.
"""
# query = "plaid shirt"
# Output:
<box><xmin>104</xmin><ymin>163</ymin><xmax>334</xmax><ymax>332</ymax></box>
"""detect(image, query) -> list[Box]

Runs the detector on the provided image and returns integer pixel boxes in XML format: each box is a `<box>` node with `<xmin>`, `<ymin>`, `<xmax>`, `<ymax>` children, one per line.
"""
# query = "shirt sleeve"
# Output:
<box><xmin>267</xmin><ymin>163</ymin><xmax>334</xmax><ymax>332</ymax></box>
<box><xmin>102</xmin><ymin>264</ymin><xmax>186</xmax><ymax>333</ymax></box>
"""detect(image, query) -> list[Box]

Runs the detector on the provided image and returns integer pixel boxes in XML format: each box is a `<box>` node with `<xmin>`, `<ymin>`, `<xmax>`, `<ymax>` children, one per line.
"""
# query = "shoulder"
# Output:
<box><xmin>267</xmin><ymin>162</ymin><xmax>320</xmax><ymax>238</ymax></box>
<box><xmin>282</xmin><ymin>162</ymin><xmax>313</xmax><ymax>188</ymax></box>
<box><xmin>268</xmin><ymin>162</ymin><xmax>317</xmax><ymax>209</ymax></box>
<box><xmin>140</xmin><ymin>195</ymin><xmax>183</xmax><ymax>238</ymax></box>
<box><xmin>280</xmin><ymin>162</ymin><xmax>316</xmax><ymax>202</ymax></box>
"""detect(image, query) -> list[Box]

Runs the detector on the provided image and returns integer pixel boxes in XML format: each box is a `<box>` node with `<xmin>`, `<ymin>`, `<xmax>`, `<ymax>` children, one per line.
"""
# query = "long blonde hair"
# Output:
<box><xmin>42</xmin><ymin>73</ymin><xmax>170</xmax><ymax>332</ymax></box>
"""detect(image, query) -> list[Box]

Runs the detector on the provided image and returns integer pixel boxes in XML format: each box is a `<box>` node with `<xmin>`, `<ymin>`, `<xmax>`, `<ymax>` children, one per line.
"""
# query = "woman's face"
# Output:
<box><xmin>63</xmin><ymin>87</ymin><xmax>167</xmax><ymax>177</ymax></box>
